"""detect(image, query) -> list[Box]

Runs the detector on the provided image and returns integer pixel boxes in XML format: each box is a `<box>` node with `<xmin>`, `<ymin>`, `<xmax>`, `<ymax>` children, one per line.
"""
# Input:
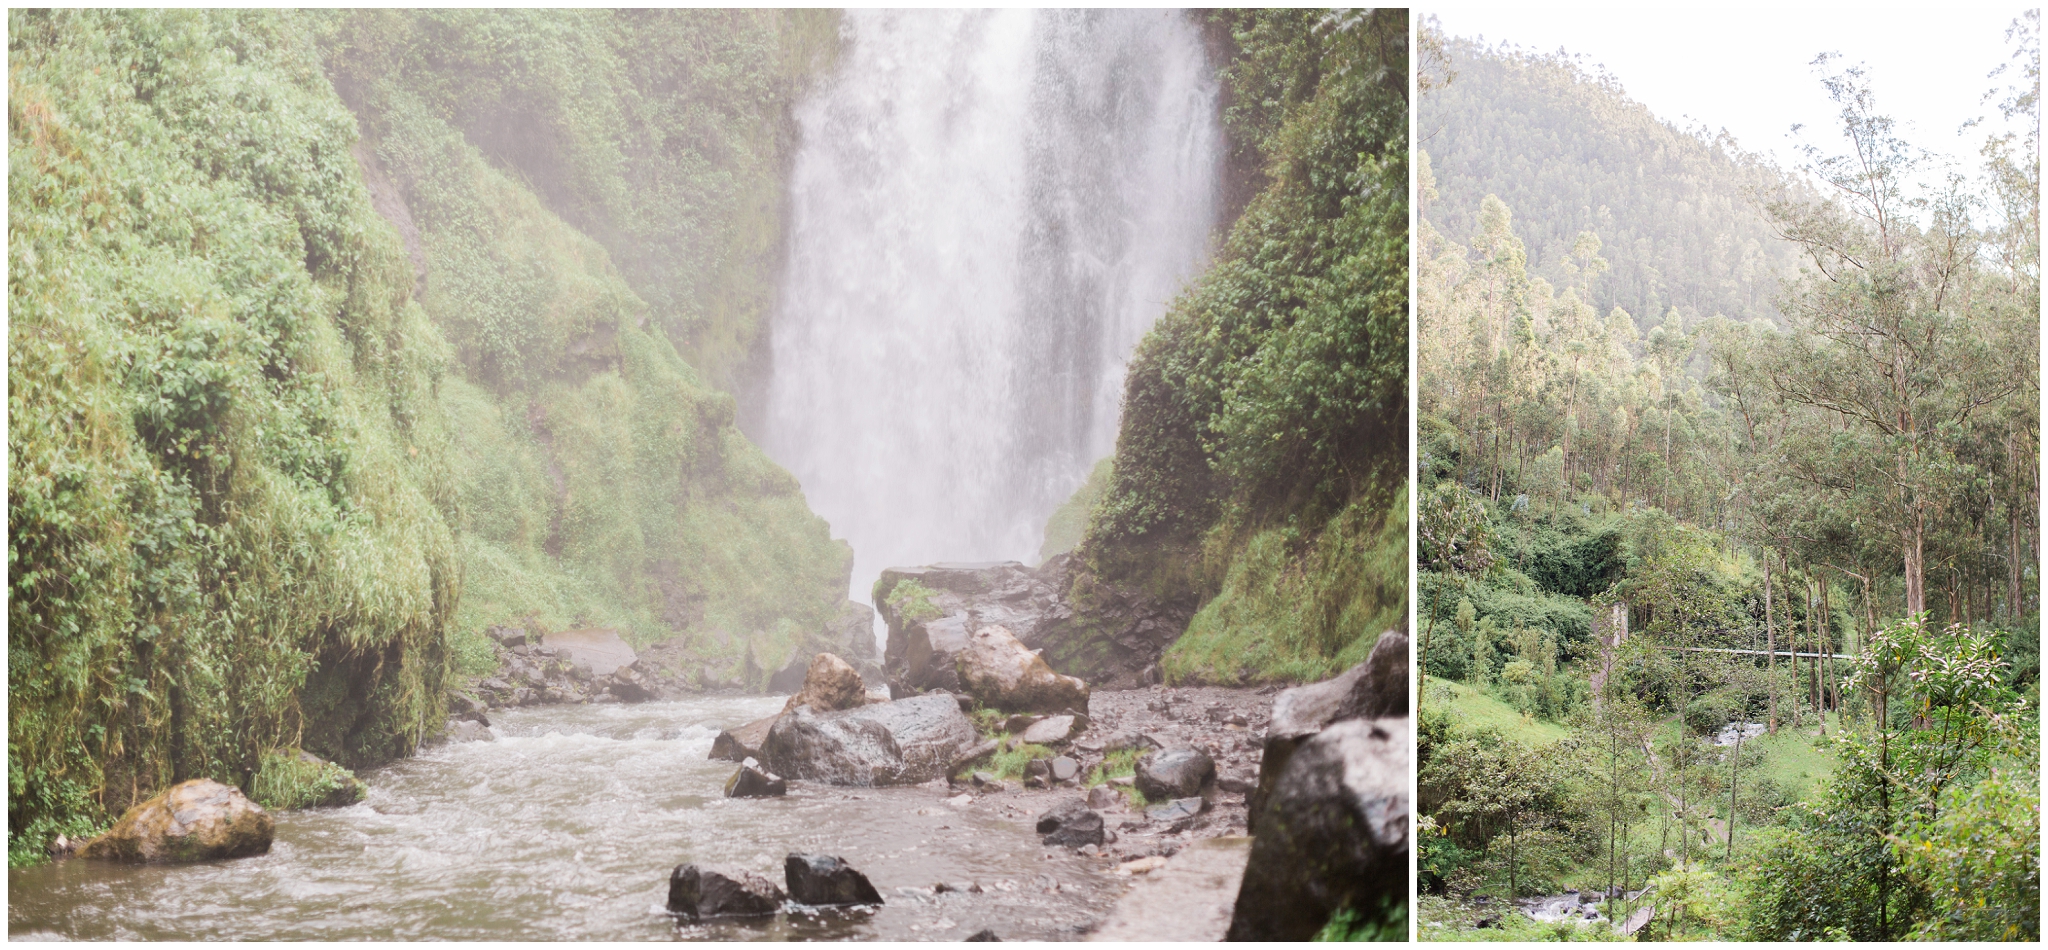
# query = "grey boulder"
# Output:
<box><xmin>1134</xmin><ymin>748</ymin><xmax>1215</xmax><ymax>801</ymax></box>
<box><xmin>1035</xmin><ymin>798</ymin><xmax>1105</xmax><ymax>847</ymax></box>
<box><xmin>1227</xmin><ymin>717</ymin><xmax>1410</xmax><ymax>941</ymax></box>
<box><xmin>760</xmin><ymin>694</ymin><xmax>975</xmax><ymax>786</ymax></box>
<box><xmin>785</xmin><ymin>853</ymin><xmax>883</xmax><ymax>906</ymax></box>
<box><xmin>668</xmin><ymin>863</ymin><xmax>786</xmax><ymax>920</ymax></box>
<box><xmin>1247</xmin><ymin>630</ymin><xmax>1408</xmax><ymax>832</ymax></box>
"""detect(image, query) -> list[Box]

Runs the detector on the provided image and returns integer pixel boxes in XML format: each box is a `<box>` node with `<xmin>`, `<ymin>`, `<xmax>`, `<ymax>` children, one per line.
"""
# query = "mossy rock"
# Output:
<box><xmin>76</xmin><ymin>780</ymin><xmax>274</xmax><ymax>864</ymax></box>
<box><xmin>252</xmin><ymin>749</ymin><xmax>368</xmax><ymax>810</ymax></box>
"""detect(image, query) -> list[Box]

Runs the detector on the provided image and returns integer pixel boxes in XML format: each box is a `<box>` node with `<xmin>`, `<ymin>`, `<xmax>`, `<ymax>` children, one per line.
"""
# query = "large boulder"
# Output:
<box><xmin>782</xmin><ymin>652</ymin><xmax>868</xmax><ymax>714</ymax></box>
<box><xmin>876</xmin><ymin>556</ymin><xmax>1195</xmax><ymax>693</ymax></box>
<box><xmin>1247</xmin><ymin>630</ymin><xmax>1408</xmax><ymax>832</ymax></box>
<box><xmin>1036</xmin><ymin>798</ymin><xmax>1105</xmax><ymax>847</ymax></box>
<box><xmin>1227</xmin><ymin>717</ymin><xmax>1410</xmax><ymax>941</ymax></box>
<box><xmin>760</xmin><ymin>693</ymin><xmax>976</xmax><ymax>786</ymax></box>
<box><xmin>76</xmin><ymin>779</ymin><xmax>274</xmax><ymax>863</ymax></box>
<box><xmin>709</xmin><ymin>714</ymin><xmax>780</xmax><ymax>763</ymax></box>
<box><xmin>1135</xmin><ymin>748</ymin><xmax>1216</xmax><ymax>802</ymax></box>
<box><xmin>784</xmin><ymin>853</ymin><xmax>883</xmax><ymax>906</ymax></box>
<box><xmin>668</xmin><ymin>863</ymin><xmax>786</xmax><ymax>920</ymax></box>
<box><xmin>956</xmin><ymin>625</ymin><xmax>1090</xmax><ymax>714</ymax></box>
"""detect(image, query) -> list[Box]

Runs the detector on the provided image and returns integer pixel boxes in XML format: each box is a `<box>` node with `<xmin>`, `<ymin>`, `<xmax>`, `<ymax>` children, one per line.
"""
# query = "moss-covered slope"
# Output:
<box><xmin>9</xmin><ymin>8</ymin><xmax>849</xmax><ymax>863</ymax></box>
<box><xmin>10</xmin><ymin>9</ymin><xmax>459</xmax><ymax>859</ymax></box>
<box><xmin>1064</xmin><ymin>10</ymin><xmax>1412</xmax><ymax>685</ymax></box>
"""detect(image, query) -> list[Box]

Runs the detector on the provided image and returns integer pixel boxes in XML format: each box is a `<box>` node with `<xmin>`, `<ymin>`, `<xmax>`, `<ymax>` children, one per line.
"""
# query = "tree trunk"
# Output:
<box><xmin>1764</xmin><ymin>556</ymin><xmax>1777</xmax><ymax>734</ymax></box>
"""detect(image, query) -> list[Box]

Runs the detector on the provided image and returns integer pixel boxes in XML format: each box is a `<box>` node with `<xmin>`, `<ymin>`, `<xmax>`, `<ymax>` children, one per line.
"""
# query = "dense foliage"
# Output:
<box><xmin>10</xmin><ymin>9</ymin><xmax>458</xmax><ymax>862</ymax></box>
<box><xmin>1416</xmin><ymin>15</ymin><xmax>2038</xmax><ymax>941</ymax></box>
<box><xmin>9</xmin><ymin>8</ymin><xmax>850</xmax><ymax>864</ymax></box>
<box><xmin>1073</xmin><ymin>9</ymin><xmax>1410</xmax><ymax>685</ymax></box>
<box><xmin>1421</xmin><ymin>30</ymin><xmax>1805</xmax><ymax>329</ymax></box>
<box><xmin>325</xmin><ymin>9</ymin><xmax>852</xmax><ymax>674</ymax></box>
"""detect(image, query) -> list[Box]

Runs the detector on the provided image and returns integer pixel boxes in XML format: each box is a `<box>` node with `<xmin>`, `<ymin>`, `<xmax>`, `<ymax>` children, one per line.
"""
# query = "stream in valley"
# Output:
<box><xmin>7</xmin><ymin>696</ymin><xmax>1124</xmax><ymax>940</ymax></box>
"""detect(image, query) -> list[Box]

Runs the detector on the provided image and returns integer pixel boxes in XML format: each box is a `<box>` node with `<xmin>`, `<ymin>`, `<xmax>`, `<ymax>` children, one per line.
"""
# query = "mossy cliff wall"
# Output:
<box><xmin>9</xmin><ymin>8</ymin><xmax>848</xmax><ymax>861</ymax></box>
<box><xmin>1059</xmin><ymin>10</ymin><xmax>1412</xmax><ymax>685</ymax></box>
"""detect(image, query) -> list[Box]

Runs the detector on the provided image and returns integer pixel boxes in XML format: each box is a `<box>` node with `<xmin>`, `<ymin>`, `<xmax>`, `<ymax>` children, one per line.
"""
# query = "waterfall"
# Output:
<box><xmin>760</xmin><ymin>9</ymin><xmax>1221</xmax><ymax>627</ymax></box>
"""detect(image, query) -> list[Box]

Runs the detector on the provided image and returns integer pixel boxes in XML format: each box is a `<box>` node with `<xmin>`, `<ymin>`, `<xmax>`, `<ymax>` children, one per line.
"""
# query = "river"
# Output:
<box><xmin>8</xmin><ymin>696</ymin><xmax>1124</xmax><ymax>940</ymax></box>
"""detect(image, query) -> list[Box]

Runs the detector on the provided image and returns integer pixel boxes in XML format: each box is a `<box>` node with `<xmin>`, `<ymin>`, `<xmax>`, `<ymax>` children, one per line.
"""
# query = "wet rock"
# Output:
<box><xmin>486</xmin><ymin>625</ymin><xmax>528</xmax><ymax>649</ymax></box>
<box><xmin>1049</xmin><ymin>756</ymin><xmax>1081</xmax><ymax>784</ymax></box>
<box><xmin>724</xmin><ymin>759</ymin><xmax>788</xmax><ymax>798</ymax></box>
<box><xmin>607</xmin><ymin>662</ymin><xmax>661</xmax><ymax>703</ymax></box>
<box><xmin>1036</xmin><ymin>798</ymin><xmax>1105</xmax><ymax>847</ymax></box>
<box><xmin>972</xmin><ymin>772</ymin><xmax>1006</xmax><ymax>792</ymax></box>
<box><xmin>770</xmin><ymin>603</ymin><xmax>887</xmax><ymax>692</ymax></box>
<box><xmin>782</xmin><ymin>652</ymin><xmax>868</xmax><ymax>714</ymax></box>
<box><xmin>1135</xmin><ymin>749</ymin><xmax>1215</xmax><ymax>801</ymax></box>
<box><xmin>1003</xmin><ymin>713</ymin><xmax>1043</xmax><ymax>733</ymax></box>
<box><xmin>447</xmin><ymin>692</ymin><xmax>491</xmax><ymax>726</ymax></box>
<box><xmin>1022</xmin><ymin>757</ymin><xmax>1052</xmax><ymax>789</ymax></box>
<box><xmin>1086</xmin><ymin>785</ymin><xmax>1122</xmax><ymax>810</ymax></box>
<box><xmin>1145</xmin><ymin>797</ymin><xmax>1207</xmax><ymax>823</ymax></box>
<box><xmin>951</xmin><ymin>739</ymin><xmax>999</xmax><ymax>772</ymax></box>
<box><xmin>1227</xmin><ymin>717</ymin><xmax>1410</xmax><ymax>941</ymax></box>
<box><xmin>77</xmin><ymin>779</ymin><xmax>273</xmax><ymax>863</ymax></box>
<box><xmin>667</xmin><ymin>863</ymin><xmax>785</xmax><ymax>920</ymax></box>
<box><xmin>761</xmin><ymin>693</ymin><xmax>976</xmax><ymax>786</ymax></box>
<box><xmin>965</xmin><ymin>928</ymin><xmax>1001</xmax><ymax>941</ymax></box>
<box><xmin>1247</xmin><ymin>630</ymin><xmax>1408</xmax><ymax>832</ymax></box>
<box><xmin>785</xmin><ymin>853</ymin><xmax>883</xmax><ymax>906</ymax></box>
<box><xmin>709</xmin><ymin>714</ymin><xmax>780</xmax><ymax>763</ymax></box>
<box><xmin>1217</xmin><ymin>775</ymin><xmax>1254</xmax><ymax>795</ymax></box>
<box><xmin>954</xmin><ymin>624</ymin><xmax>1090</xmax><ymax>714</ymax></box>
<box><xmin>1019</xmin><ymin>714</ymin><xmax>1087</xmax><ymax>746</ymax></box>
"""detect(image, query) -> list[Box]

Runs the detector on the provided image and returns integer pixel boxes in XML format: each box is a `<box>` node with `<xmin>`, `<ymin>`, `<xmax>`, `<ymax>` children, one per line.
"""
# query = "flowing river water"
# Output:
<box><xmin>8</xmin><ymin>696</ymin><xmax>1124</xmax><ymax>940</ymax></box>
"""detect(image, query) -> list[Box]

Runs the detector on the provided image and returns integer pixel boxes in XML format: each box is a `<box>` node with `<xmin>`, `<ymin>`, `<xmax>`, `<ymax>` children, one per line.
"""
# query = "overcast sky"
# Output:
<box><xmin>1427</xmin><ymin>3</ymin><xmax>2035</xmax><ymax>188</ymax></box>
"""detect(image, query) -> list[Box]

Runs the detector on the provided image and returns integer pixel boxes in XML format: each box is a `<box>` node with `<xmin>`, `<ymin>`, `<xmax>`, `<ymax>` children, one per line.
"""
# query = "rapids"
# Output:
<box><xmin>8</xmin><ymin>697</ymin><xmax>1122</xmax><ymax>940</ymax></box>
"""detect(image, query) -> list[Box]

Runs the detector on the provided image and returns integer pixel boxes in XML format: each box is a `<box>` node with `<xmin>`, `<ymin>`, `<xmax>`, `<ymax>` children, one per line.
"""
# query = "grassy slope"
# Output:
<box><xmin>1427</xmin><ymin>680</ymin><xmax>1573</xmax><ymax>747</ymax></box>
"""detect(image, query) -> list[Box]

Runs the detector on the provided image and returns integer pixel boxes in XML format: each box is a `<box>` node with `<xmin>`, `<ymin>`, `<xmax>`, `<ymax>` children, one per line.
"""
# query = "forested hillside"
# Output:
<box><xmin>1064</xmin><ymin>9</ymin><xmax>1410</xmax><ymax>686</ymax></box>
<box><xmin>9</xmin><ymin>8</ymin><xmax>850</xmax><ymax>863</ymax></box>
<box><xmin>1422</xmin><ymin>33</ymin><xmax>1805</xmax><ymax>330</ymax></box>
<box><xmin>1417</xmin><ymin>15</ymin><xmax>2038</xmax><ymax>942</ymax></box>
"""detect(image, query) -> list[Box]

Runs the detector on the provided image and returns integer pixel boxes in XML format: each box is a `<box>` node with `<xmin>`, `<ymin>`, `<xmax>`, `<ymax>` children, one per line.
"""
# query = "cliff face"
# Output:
<box><xmin>8</xmin><ymin>8</ymin><xmax>852</xmax><ymax>862</ymax></box>
<box><xmin>1059</xmin><ymin>10</ymin><xmax>1412</xmax><ymax>685</ymax></box>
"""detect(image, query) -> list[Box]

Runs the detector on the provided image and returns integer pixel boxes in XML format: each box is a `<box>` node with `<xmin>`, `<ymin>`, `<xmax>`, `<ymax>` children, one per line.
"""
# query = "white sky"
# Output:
<box><xmin>1429</xmin><ymin>3</ymin><xmax>2036</xmax><ymax>186</ymax></box>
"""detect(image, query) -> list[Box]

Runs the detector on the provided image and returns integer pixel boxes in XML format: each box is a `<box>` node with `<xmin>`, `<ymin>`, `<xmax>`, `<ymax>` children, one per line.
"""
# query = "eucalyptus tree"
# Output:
<box><xmin>1760</xmin><ymin>59</ymin><xmax>2033</xmax><ymax>618</ymax></box>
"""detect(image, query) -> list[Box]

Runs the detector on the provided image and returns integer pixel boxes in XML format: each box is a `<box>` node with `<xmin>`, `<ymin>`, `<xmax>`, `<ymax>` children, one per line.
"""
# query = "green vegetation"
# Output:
<box><xmin>881</xmin><ymin>578</ymin><xmax>943</xmax><ymax>627</ymax></box>
<box><xmin>983</xmin><ymin>741</ymin><xmax>1055</xmax><ymax>784</ymax></box>
<box><xmin>1037</xmin><ymin>457</ymin><xmax>1111</xmax><ymax>563</ymax></box>
<box><xmin>1071</xmin><ymin>9</ymin><xmax>1410</xmax><ymax>685</ymax></box>
<box><xmin>9</xmin><ymin>8</ymin><xmax>851</xmax><ymax>862</ymax></box>
<box><xmin>1419</xmin><ymin>30</ymin><xmax>1803</xmax><ymax>332</ymax></box>
<box><xmin>1427</xmin><ymin>680</ymin><xmax>1570</xmax><ymax>749</ymax></box>
<box><xmin>1417</xmin><ymin>15</ymin><xmax>2039</xmax><ymax>941</ymax></box>
<box><xmin>250</xmin><ymin>750</ymin><xmax>365</xmax><ymax>810</ymax></box>
<box><xmin>10</xmin><ymin>8</ymin><xmax>458</xmax><ymax>864</ymax></box>
<box><xmin>1313</xmin><ymin>895</ymin><xmax>1410</xmax><ymax>942</ymax></box>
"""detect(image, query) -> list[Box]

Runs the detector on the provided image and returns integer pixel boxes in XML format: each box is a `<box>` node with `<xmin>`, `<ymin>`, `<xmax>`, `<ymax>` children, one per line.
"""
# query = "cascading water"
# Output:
<box><xmin>760</xmin><ymin>10</ymin><xmax>1221</xmax><ymax>622</ymax></box>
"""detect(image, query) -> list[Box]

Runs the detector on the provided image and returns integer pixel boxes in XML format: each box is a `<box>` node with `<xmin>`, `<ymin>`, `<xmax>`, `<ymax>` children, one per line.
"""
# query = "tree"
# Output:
<box><xmin>1761</xmin><ymin>58</ymin><xmax>2033</xmax><ymax>617</ymax></box>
